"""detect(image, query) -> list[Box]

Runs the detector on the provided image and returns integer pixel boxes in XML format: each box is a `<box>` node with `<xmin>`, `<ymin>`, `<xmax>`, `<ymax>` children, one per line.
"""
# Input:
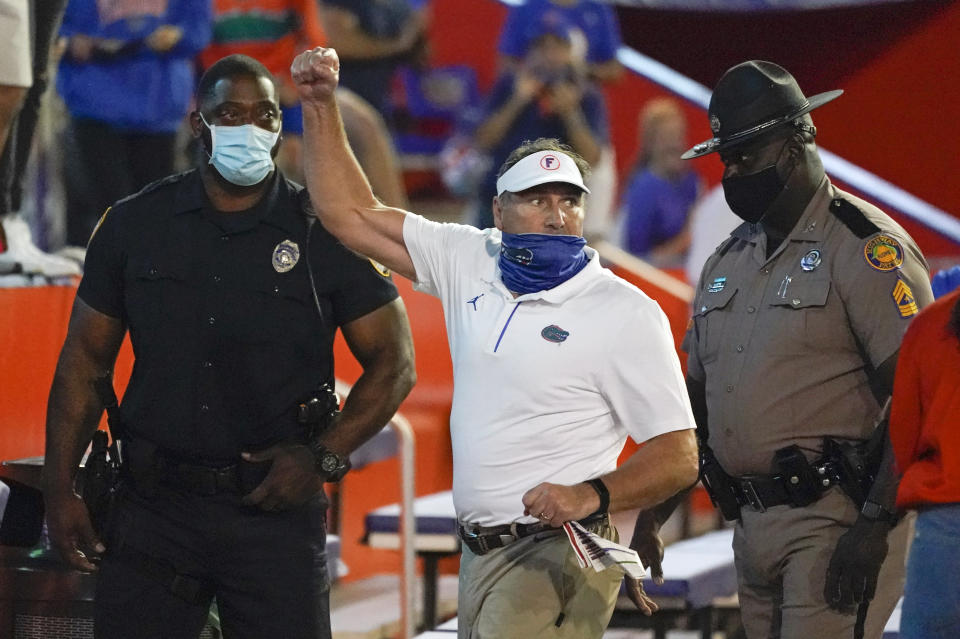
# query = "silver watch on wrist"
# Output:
<box><xmin>308</xmin><ymin>442</ymin><xmax>351</xmax><ymax>482</ymax></box>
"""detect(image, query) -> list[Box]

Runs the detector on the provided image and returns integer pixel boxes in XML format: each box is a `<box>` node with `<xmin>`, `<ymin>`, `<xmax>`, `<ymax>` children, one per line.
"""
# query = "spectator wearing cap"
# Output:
<box><xmin>468</xmin><ymin>17</ymin><xmax>608</xmax><ymax>229</ymax></box>
<box><xmin>294</xmin><ymin>44</ymin><xmax>700</xmax><ymax>639</ymax></box>
<box><xmin>631</xmin><ymin>60</ymin><xmax>933</xmax><ymax>639</ymax></box>
<box><xmin>617</xmin><ymin>98</ymin><xmax>702</xmax><ymax>267</ymax></box>
<box><xmin>497</xmin><ymin>0</ymin><xmax>622</xmax><ymax>84</ymax></box>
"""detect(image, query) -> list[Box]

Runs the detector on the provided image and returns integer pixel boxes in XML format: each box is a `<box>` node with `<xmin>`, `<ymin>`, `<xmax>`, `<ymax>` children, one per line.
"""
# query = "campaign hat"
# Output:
<box><xmin>682</xmin><ymin>60</ymin><xmax>842</xmax><ymax>159</ymax></box>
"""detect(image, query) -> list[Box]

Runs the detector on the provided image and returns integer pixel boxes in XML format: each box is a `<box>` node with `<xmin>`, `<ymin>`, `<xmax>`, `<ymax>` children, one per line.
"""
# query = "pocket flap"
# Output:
<box><xmin>696</xmin><ymin>286</ymin><xmax>738</xmax><ymax>315</ymax></box>
<box><xmin>767</xmin><ymin>279</ymin><xmax>831</xmax><ymax>309</ymax></box>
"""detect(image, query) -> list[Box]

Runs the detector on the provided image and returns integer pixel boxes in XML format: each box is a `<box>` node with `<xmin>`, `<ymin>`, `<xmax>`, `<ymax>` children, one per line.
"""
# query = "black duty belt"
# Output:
<box><xmin>458</xmin><ymin>512</ymin><xmax>608</xmax><ymax>556</ymax></box>
<box><xmin>153</xmin><ymin>455</ymin><xmax>271</xmax><ymax>496</ymax></box>
<box><xmin>733</xmin><ymin>462</ymin><xmax>837</xmax><ymax>512</ymax></box>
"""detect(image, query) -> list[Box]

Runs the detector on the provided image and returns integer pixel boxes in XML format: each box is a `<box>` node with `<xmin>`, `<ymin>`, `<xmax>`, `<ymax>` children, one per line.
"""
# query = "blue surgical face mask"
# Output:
<box><xmin>499</xmin><ymin>232</ymin><xmax>588</xmax><ymax>295</ymax></box>
<box><xmin>200</xmin><ymin>113</ymin><xmax>280</xmax><ymax>186</ymax></box>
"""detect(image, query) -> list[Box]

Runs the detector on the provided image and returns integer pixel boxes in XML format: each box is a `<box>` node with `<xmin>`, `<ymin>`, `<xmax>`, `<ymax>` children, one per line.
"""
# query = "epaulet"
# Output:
<box><xmin>829</xmin><ymin>197</ymin><xmax>881</xmax><ymax>239</ymax></box>
<box><xmin>113</xmin><ymin>170</ymin><xmax>192</xmax><ymax>207</ymax></box>
<box><xmin>715</xmin><ymin>234</ymin><xmax>739</xmax><ymax>258</ymax></box>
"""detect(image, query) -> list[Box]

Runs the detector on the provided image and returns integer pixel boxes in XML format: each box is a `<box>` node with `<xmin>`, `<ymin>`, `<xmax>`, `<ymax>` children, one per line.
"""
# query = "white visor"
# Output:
<box><xmin>495</xmin><ymin>150</ymin><xmax>590</xmax><ymax>197</ymax></box>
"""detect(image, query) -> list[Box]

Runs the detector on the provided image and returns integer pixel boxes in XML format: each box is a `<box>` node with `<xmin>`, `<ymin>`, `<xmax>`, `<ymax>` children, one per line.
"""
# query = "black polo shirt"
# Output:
<box><xmin>78</xmin><ymin>169</ymin><xmax>398</xmax><ymax>462</ymax></box>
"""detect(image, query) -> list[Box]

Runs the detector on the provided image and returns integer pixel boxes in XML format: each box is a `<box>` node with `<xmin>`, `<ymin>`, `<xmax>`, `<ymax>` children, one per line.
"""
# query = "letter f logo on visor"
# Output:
<box><xmin>200</xmin><ymin>113</ymin><xmax>280</xmax><ymax>186</ymax></box>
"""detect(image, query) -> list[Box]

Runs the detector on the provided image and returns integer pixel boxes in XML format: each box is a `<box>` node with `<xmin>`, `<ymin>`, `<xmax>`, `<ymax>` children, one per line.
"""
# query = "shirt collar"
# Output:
<box><xmin>729</xmin><ymin>175</ymin><xmax>832</xmax><ymax>245</ymax></box>
<box><xmin>173</xmin><ymin>168</ymin><xmax>305</xmax><ymax>237</ymax></box>
<box><xmin>783</xmin><ymin>175</ymin><xmax>831</xmax><ymax>244</ymax></box>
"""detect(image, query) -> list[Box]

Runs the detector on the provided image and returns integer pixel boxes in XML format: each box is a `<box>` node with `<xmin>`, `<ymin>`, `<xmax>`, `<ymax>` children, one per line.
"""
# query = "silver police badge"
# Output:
<box><xmin>272</xmin><ymin>239</ymin><xmax>300</xmax><ymax>273</ymax></box>
<box><xmin>800</xmin><ymin>249</ymin><xmax>822</xmax><ymax>271</ymax></box>
<box><xmin>709</xmin><ymin>114</ymin><xmax>721</xmax><ymax>134</ymax></box>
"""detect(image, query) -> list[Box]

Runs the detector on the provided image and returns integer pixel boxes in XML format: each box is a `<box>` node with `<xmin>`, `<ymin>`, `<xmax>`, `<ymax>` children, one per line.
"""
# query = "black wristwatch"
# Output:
<box><xmin>307</xmin><ymin>441</ymin><xmax>351</xmax><ymax>482</ymax></box>
<box><xmin>860</xmin><ymin>500</ymin><xmax>898</xmax><ymax>525</ymax></box>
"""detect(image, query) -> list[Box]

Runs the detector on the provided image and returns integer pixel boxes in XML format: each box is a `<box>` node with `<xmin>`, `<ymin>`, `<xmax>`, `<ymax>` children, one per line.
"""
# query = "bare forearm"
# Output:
<box><xmin>43</xmin><ymin>301</ymin><xmax>125</xmax><ymax>498</ymax></box>
<box><xmin>302</xmin><ymin>99</ymin><xmax>379</xmax><ymax>219</ymax></box>
<box><xmin>319</xmin><ymin>360</ymin><xmax>415</xmax><ymax>457</ymax></box>
<box><xmin>602</xmin><ymin>429</ymin><xmax>699</xmax><ymax>513</ymax></box>
<box><xmin>43</xmin><ymin>358</ymin><xmax>109</xmax><ymax>497</ymax></box>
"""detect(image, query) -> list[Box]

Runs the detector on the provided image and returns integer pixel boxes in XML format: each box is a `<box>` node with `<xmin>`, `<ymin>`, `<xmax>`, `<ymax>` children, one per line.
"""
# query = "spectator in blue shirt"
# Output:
<box><xmin>57</xmin><ymin>0</ymin><xmax>211</xmax><ymax>246</ymax></box>
<box><xmin>497</xmin><ymin>0</ymin><xmax>622</xmax><ymax>84</ymax></box>
<box><xmin>470</xmin><ymin>18</ymin><xmax>609</xmax><ymax>228</ymax></box>
<box><xmin>618</xmin><ymin>98</ymin><xmax>701</xmax><ymax>267</ymax></box>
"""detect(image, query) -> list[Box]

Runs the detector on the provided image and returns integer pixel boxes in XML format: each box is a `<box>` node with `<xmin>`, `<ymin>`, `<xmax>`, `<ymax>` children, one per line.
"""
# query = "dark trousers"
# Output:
<box><xmin>95</xmin><ymin>485</ymin><xmax>332</xmax><ymax>639</ymax></box>
<box><xmin>64</xmin><ymin>119</ymin><xmax>176</xmax><ymax>246</ymax></box>
<box><xmin>0</xmin><ymin>0</ymin><xmax>68</xmax><ymax>216</ymax></box>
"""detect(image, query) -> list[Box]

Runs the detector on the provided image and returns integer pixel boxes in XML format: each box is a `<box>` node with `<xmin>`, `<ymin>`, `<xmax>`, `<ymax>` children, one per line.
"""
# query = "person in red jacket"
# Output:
<box><xmin>889</xmin><ymin>286</ymin><xmax>960</xmax><ymax>639</ymax></box>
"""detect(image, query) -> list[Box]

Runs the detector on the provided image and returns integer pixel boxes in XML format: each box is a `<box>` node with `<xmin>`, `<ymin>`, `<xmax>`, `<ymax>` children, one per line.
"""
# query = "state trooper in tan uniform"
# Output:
<box><xmin>628</xmin><ymin>61</ymin><xmax>934</xmax><ymax>639</ymax></box>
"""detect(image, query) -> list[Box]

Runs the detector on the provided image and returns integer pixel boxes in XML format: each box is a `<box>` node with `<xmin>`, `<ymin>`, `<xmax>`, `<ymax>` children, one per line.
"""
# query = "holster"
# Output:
<box><xmin>78</xmin><ymin>431</ymin><xmax>122</xmax><ymax>535</ymax></box>
<box><xmin>773</xmin><ymin>445</ymin><xmax>822</xmax><ymax>507</ymax></box>
<box><xmin>297</xmin><ymin>382</ymin><xmax>340</xmax><ymax>437</ymax></box>
<box><xmin>822</xmin><ymin>437</ymin><xmax>875</xmax><ymax>508</ymax></box>
<box><xmin>699</xmin><ymin>446</ymin><xmax>742</xmax><ymax>521</ymax></box>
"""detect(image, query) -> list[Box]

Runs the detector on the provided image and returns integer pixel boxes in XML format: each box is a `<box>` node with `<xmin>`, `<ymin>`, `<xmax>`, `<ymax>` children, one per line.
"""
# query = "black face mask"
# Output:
<box><xmin>721</xmin><ymin>139</ymin><xmax>795</xmax><ymax>224</ymax></box>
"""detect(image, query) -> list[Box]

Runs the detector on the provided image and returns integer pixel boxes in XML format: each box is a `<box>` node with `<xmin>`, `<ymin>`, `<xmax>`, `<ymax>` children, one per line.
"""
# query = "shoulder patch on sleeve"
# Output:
<box><xmin>369</xmin><ymin>259</ymin><xmax>391</xmax><ymax>277</ymax></box>
<box><xmin>892</xmin><ymin>277</ymin><xmax>919</xmax><ymax>317</ymax></box>
<box><xmin>864</xmin><ymin>234</ymin><xmax>904</xmax><ymax>272</ymax></box>
<box><xmin>89</xmin><ymin>207</ymin><xmax>111</xmax><ymax>242</ymax></box>
<box><xmin>829</xmin><ymin>197</ymin><xmax>881</xmax><ymax>239</ymax></box>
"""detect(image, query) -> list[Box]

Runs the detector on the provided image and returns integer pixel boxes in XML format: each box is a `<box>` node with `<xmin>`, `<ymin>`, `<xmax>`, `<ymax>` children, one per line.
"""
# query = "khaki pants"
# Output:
<box><xmin>734</xmin><ymin>487</ymin><xmax>910</xmax><ymax>639</ymax></box>
<box><xmin>457</xmin><ymin>519</ymin><xmax>622</xmax><ymax>639</ymax></box>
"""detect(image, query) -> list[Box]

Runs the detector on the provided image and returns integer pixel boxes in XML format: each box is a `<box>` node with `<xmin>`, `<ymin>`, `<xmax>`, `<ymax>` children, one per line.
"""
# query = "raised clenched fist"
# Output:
<box><xmin>291</xmin><ymin>47</ymin><xmax>341</xmax><ymax>104</ymax></box>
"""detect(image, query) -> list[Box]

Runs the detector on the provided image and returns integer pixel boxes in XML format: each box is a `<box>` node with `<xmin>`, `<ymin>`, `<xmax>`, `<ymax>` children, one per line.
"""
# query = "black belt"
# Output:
<box><xmin>458</xmin><ymin>512</ymin><xmax>608</xmax><ymax>556</ymax></box>
<box><xmin>732</xmin><ymin>464</ymin><xmax>835</xmax><ymax>512</ymax></box>
<box><xmin>153</xmin><ymin>454</ymin><xmax>271</xmax><ymax>496</ymax></box>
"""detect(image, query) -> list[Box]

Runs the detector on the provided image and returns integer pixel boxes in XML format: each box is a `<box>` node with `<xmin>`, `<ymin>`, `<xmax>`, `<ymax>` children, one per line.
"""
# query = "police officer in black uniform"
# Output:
<box><xmin>42</xmin><ymin>54</ymin><xmax>416</xmax><ymax>639</ymax></box>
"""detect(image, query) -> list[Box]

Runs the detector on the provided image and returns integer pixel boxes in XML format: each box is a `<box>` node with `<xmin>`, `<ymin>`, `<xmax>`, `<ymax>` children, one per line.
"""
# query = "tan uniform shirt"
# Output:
<box><xmin>684</xmin><ymin>178</ymin><xmax>934</xmax><ymax>476</ymax></box>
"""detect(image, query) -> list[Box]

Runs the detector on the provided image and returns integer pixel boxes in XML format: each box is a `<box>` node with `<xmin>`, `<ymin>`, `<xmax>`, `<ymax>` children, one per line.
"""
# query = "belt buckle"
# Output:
<box><xmin>459</xmin><ymin>525</ymin><xmax>488</xmax><ymax>554</ymax></box>
<box><xmin>740</xmin><ymin>478</ymin><xmax>766</xmax><ymax>512</ymax></box>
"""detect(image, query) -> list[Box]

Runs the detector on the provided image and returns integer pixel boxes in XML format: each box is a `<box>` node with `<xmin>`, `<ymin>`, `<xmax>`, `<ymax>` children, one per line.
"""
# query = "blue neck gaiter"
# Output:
<box><xmin>499</xmin><ymin>232</ymin><xmax>589</xmax><ymax>295</ymax></box>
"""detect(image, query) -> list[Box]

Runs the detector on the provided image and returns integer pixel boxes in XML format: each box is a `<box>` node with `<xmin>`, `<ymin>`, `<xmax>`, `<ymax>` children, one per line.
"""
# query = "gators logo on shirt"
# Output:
<box><xmin>541</xmin><ymin>325</ymin><xmax>570</xmax><ymax>343</ymax></box>
<box><xmin>864</xmin><ymin>235</ymin><xmax>904</xmax><ymax>271</ymax></box>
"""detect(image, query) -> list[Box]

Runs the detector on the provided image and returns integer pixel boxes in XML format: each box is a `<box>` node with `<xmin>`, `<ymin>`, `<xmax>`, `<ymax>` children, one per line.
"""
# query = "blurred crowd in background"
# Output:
<box><xmin>0</xmin><ymin>0</ymin><xmax>778</xmax><ymax>286</ymax></box>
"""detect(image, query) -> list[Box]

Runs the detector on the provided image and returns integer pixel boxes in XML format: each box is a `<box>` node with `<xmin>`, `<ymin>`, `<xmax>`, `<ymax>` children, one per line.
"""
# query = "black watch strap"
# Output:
<box><xmin>860</xmin><ymin>500</ymin><xmax>898</xmax><ymax>524</ymax></box>
<box><xmin>585</xmin><ymin>477</ymin><xmax>610</xmax><ymax>516</ymax></box>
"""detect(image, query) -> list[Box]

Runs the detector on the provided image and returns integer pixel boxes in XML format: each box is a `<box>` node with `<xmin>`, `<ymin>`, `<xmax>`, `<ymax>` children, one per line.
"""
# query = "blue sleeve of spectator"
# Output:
<box><xmin>165</xmin><ymin>0</ymin><xmax>213</xmax><ymax>58</ymax></box>
<box><xmin>59</xmin><ymin>0</ymin><xmax>98</xmax><ymax>38</ymax></box>
<box><xmin>621</xmin><ymin>172</ymin><xmax>657</xmax><ymax>254</ymax></box>
<box><xmin>497</xmin><ymin>7</ymin><xmax>527</xmax><ymax>58</ymax></box>
<box><xmin>585</xmin><ymin>4</ymin><xmax>622</xmax><ymax>64</ymax></box>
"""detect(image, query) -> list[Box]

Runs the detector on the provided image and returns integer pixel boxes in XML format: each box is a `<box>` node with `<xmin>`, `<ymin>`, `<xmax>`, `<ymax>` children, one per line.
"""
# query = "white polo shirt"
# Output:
<box><xmin>403</xmin><ymin>214</ymin><xmax>695</xmax><ymax>526</ymax></box>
